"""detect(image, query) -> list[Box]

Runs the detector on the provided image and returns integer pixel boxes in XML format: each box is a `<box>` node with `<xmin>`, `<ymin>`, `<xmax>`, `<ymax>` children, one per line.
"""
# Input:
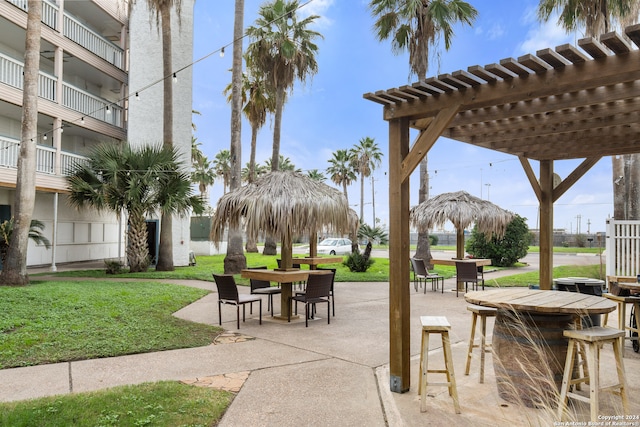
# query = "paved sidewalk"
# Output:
<box><xmin>1</xmin><ymin>258</ymin><xmax>638</xmax><ymax>426</ymax></box>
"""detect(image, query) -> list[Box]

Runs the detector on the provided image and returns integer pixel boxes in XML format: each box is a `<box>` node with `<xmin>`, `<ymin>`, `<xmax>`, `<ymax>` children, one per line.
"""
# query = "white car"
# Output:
<box><xmin>317</xmin><ymin>238</ymin><xmax>355</xmax><ymax>255</ymax></box>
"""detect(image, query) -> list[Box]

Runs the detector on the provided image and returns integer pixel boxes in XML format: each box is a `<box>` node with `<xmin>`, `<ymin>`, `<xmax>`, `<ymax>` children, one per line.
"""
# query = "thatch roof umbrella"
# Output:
<box><xmin>210</xmin><ymin>171</ymin><xmax>353</xmax><ymax>269</ymax></box>
<box><xmin>410</xmin><ymin>190</ymin><xmax>514</xmax><ymax>260</ymax></box>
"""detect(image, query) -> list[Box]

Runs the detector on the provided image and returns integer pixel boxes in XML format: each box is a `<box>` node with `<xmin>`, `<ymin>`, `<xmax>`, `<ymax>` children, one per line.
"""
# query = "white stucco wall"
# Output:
<box><xmin>127</xmin><ymin>0</ymin><xmax>195</xmax><ymax>266</ymax></box>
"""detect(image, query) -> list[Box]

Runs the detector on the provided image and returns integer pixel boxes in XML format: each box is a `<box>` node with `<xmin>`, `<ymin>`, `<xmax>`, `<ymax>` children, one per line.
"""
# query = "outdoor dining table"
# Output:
<box><xmin>431</xmin><ymin>258</ymin><xmax>491</xmax><ymax>291</ymax></box>
<box><xmin>240</xmin><ymin>268</ymin><xmax>331</xmax><ymax>320</ymax></box>
<box><xmin>464</xmin><ymin>288</ymin><xmax>616</xmax><ymax>407</ymax></box>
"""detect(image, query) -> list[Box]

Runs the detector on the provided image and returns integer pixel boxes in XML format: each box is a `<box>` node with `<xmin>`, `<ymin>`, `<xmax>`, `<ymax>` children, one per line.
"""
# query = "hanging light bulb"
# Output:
<box><xmin>106</xmin><ymin>105</ymin><xmax>111</xmax><ymax>115</ymax></box>
<box><xmin>287</xmin><ymin>11</ymin><xmax>293</xmax><ymax>25</ymax></box>
<box><xmin>135</xmin><ymin>92</ymin><xmax>140</xmax><ymax>100</ymax></box>
<box><xmin>220</xmin><ymin>47</ymin><xmax>225</xmax><ymax>58</ymax></box>
<box><xmin>80</xmin><ymin>117</ymin><xmax>85</xmax><ymax>124</ymax></box>
<box><xmin>60</xmin><ymin>125</ymin><xmax>64</xmax><ymax>133</ymax></box>
<box><xmin>43</xmin><ymin>133</ymin><xmax>47</xmax><ymax>141</ymax></box>
<box><xmin>173</xmin><ymin>73</ymin><xmax>177</xmax><ymax>82</ymax></box>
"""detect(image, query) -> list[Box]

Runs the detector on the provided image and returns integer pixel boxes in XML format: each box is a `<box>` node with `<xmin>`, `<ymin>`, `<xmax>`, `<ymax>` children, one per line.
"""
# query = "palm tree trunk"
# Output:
<box><xmin>263</xmin><ymin>87</ymin><xmax>286</xmax><ymax>256</ymax></box>
<box><xmin>245</xmin><ymin>122</ymin><xmax>259</xmax><ymax>252</ymax></box>
<box><xmin>155</xmin><ymin>3</ymin><xmax>175</xmax><ymax>271</ymax></box>
<box><xmin>360</xmin><ymin>172</ymin><xmax>365</xmax><ymax>223</ymax></box>
<box><xmin>225</xmin><ymin>0</ymin><xmax>247</xmax><ymax>273</ymax></box>
<box><xmin>0</xmin><ymin>0</ymin><xmax>41</xmax><ymax>286</ymax></box>
<box><xmin>613</xmin><ymin>153</ymin><xmax>640</xmax><ymax>220</ymax></box>
<box><xmin>128</xmin><ymin>209</ymin><xmax>150</xmax><ymax>273</ymax></box>
<box><xmin>414</xmin><ymin>156</ymin><xmax>432</xmax><ymax>266</ymax></box>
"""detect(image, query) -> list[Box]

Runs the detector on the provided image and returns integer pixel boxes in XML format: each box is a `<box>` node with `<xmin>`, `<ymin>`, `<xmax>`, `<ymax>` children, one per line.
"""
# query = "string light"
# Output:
<box><xmin>135</xmin><ymin>92</ymin><xmax>140</xmax><ymax>100</ymax></box>
<box><xmin>43</xmin><ymin>133</ymin><xmax>47</xmax><ymax>141</ymax></box>
<box><xmin>173</xmin><ymin>73</ymin><xmax>177</xmax><ymax>82</ymax></box>
<box><xmin>80</xmin><ymin>117</ymin><xmax>85</xmax><ymax>124</ymax></box>
<box><xmin>106</xmin><ymin>105</ymin><xmax>111</xmax><ymax>114</ymax></box>
<box><xmin>220</xmin><ymin>47</ymin><xmax>224</xmax><ymax>58</ymax></box>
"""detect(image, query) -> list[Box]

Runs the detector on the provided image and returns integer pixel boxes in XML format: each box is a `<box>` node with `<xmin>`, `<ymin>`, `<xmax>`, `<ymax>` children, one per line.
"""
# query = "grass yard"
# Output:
<box><xmin>0</xmin><ymin>280</ymin><xmax>222</xmax><ymax>369</ymax></box>
<box><xmin>0</xmin><ymin>381</ymin><xmax>232</xmax><ymax>427</ymax></box>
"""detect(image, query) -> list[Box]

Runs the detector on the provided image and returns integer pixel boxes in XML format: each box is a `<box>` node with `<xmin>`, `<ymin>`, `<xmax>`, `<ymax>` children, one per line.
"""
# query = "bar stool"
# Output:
<box><xmin>464</xmin><ymin>304</ymin><xmax>497</xmax><ymax>383</ymax></box>
<box><xmin>603</xmin><ymin>294</ymin><xmax>640</xmax><ymax>356</ymax></box>
<box><xmin>557</xmin><ymin>326</ymin><xmax>628</xmax><ymax>423</ymax></box>
<box><xmin>418</xmin><ymin>316</ymin><xmax>460</xmax><ymax>414</ymax></box>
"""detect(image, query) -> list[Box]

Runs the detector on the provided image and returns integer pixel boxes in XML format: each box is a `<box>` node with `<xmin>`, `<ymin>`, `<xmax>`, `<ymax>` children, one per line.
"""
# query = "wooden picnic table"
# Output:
<box><xmin>465</xmin><ymin>288</ymin><xmax>616</xmax><ymax>407</ymax></box>
<box><xmin>292</xmin><ymin>256</ymin><xmax>343</xmax><ymax>270</ymax></box>
<box><xmin>241</xmin><ymin>268</ymin><xmax>331</xmax><ymax>320</ymax></box>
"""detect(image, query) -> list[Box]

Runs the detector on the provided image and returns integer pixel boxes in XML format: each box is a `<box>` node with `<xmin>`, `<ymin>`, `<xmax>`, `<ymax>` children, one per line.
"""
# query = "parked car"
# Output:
<box><xmin>317</xmin><ymin>238</ymin><xmax>355</xmax><ymax>255</ymax></box>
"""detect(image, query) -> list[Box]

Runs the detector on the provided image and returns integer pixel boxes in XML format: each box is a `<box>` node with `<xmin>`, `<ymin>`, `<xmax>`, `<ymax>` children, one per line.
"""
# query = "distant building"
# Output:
<box><xmin>0</xmin><ymin>0</ymin><xmax>195</xmax><ymax>268</ymax></box>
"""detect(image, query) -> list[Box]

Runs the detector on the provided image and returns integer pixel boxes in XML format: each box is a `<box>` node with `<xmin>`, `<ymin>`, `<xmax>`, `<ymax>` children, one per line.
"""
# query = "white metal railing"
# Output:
<box><xmin>63</xmin><ymin>13</ymin><xmax>124</xmax><ymax>69</ymax></box>
<box><xmin>36</xmin><ymin>145</ymin><xmax>55</xmax><ymax>174</ymax></box>
<box><xmin>6</xmin><ymin>0</ymin><xmax>123</xmax><ymax>69</ymax></box>
<box><xmin>0</xmin><ymin>135</ymin><xmax>89</xmax><ymax>176</ymax></box>
<box><xmin>62</xmin><ymin>83</ymin><xmax>122</xmax><ymax>127</ymax></box>
<box><xmin>0</xmin><ymin>52</ymin><xmax>57</xmax><ymax>102</ymax></box>
<box><xmin>60</xmin><ymin>151</ymin><xmax>88</xmax><ymax>175</ymax></box>
<box><xmin>605</xmin><ymin>219</ymin><xmax>640</xmax><ymax>277</ymax></box>
<box><xmin>0</xmin><ymin>136</ymin><xmax>19</xmax><ymax>168</ymax></box>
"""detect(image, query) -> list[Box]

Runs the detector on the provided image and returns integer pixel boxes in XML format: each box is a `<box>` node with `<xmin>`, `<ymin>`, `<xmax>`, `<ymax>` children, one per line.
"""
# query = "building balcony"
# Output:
<box><xmin>5</xmin><ymin>0</ymin><xmax>125</xmax><ymax>70</ymax></box>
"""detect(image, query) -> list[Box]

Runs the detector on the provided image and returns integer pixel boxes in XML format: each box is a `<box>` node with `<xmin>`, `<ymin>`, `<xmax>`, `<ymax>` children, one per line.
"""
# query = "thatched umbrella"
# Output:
<box><xmin>410</xmin><ymin>190</ymin><xmax>514</xmax><ymax>260</ymax></box>
<box><xmin>210</xmin><ymin>171</ymin><xmax>353</xmax><ymax>269</ymax></box>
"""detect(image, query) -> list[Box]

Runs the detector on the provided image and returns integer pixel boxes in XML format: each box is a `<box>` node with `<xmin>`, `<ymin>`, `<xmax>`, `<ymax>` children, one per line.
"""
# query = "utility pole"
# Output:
<box><xmin>484</xmin><ymin>183</ymin><xmax>491</xmax><ymax>201</ymax></box>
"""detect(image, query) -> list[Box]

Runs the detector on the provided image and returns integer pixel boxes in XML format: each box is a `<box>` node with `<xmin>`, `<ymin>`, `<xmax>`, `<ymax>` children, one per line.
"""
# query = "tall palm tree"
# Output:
<box><xmin>370</xmin><ymin>0</ymin><xmax>478</xmax><ymax>262</ymax></box>
<box><xmin>223</xmin><ymin>0</ymin><xmax>247</xmax><ymax>274</ymax></box>
<box><xmin>130</xmin><ymin>0</ymin><xmax>184</xmax><ymax>271</ymax></box>
<box><xmin>213</xmin><ymin>149</ymin><xmax>232</xmax><ymax>194</ymax></box>
<box><xmin>327</xmin><ymin>149</ymin><xmax>357</xmax><ymax>205</ymax></box>
<box><xmin>538</xmin><ymin>0</ymin><xmax>640</xmax><ymax>221</ymax></box>
<box><xmin>67</xmin><ymin>143</ymin><xmax>202</xmax><ymax>273</ymax></box>
<box><xmin>191</xmin><ymin>156</ymin><xmax>216</xmax><ymax>205</ymax></box>
<box><xmin>246</xmin><ymin>0</ymin><xmax>322</xmax><ymax>172</ymax></box>
<box><xmin>191</xmin><ymin>136</ymin><xmax>205</xmax><ymax>165</ymax></box>
<box><xmin>0</xmin><ymin>0</ymin><xmax>41</xmax><ymax>286</ymax></box>
<box><xmin>350</xmin><ymin>137</ymin><xmax>382</xmax><ymax>224</ymax></box>
<box><xmin>247</xmin><ymin>0</ymin><xmax>322</xmax><ymax>256</ymax></box>
<box><xmin>242</xmin><ymin>162</ymin><xmax>269</xmax><ymax>182</ymax></box>
<box><xmin>224</xmin><ymin>64</ymin><xmax>276</xmax><ymax>184</ymax></box>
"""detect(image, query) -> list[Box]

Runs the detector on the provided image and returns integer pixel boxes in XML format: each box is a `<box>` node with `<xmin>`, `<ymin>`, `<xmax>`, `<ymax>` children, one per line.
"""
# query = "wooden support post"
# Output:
<box><xmin>539</xmin><ymin>160</ymin><xmax>554</xmax><ymax>290</ymax></box>
<box><xmin>389</xmin><ymin>117</ymin><xmax>411</xmax><ymax>393</ymax></box>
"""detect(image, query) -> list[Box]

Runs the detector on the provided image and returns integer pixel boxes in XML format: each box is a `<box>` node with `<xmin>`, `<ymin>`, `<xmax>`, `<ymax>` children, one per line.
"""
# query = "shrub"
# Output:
<box><xmin>429</xmin><ymin>234</ymin><xmax>439</xmax><ymax>246</ymax></box>
<box><xmin>104</xmin><ymin>259</ymin><xmax>124</xmax><ymax>275</ymax></box>
<box><xmin>344</xmin><ymin>242</ymin><xmax>374</xmax><ymax>272</ymax></box>
<box><xmin>465</xmin><ymin>214</ymin><xmax>531</xmax><ymax>267</ymax></box>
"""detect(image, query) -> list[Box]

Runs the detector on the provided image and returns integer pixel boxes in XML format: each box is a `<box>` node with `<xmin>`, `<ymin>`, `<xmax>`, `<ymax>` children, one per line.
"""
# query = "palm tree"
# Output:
<box><xmin>538</xmin><ymin>0</ymin><xmax>640</xmax><ymax>221</ymax></box>
<box><xmin>242</xmin><ymin>162</ymin><xmax>269</xmax><ymax>182</ymax></box>
<box><xmin>0</xmin><ymin>218</ymin><xmax>51</xmax><ymax>268</ymax></box>
<box><xmin>191</xmin><ymin>136</ymin><xmax>205</xmax><ymax>165</ymax></box>
<box><xmin>326</xmin><ymin>149</ymin><xmax>357</xmax><ymax>205</ymax></box>
<box><xmin>264</xmin><ymin>155</ymin><xmax>300</xmax><ymax>172</ymax></box>
<box><xmin>129</xmin><ymin>0</ymin><xmax>184</xmax><ymax>271</ymax></box>
<box><xmin>212</xmin><ymin>149</ymin><xmax>232</xmax><ymax>194</ymax></box>
<box><xmin>246</xmin><ymin>0</ymin><xmax>322</xmax><ymax>172</ymax></box>
<box><xmin>67</xmin><ymin>143</ymin><xmax>202</xmax><ymax>273</ymax></box>
<box><xmin>191</xmin><ymin>156</ymin><xmax>216</xmax><ymax>206</ymax></box>
<box><xmin>350</xmin><ymin>137</ymin><xmax>382</xmax><ymax>223</ymax></box>
<box><xmin>370</xmin><ymin>0</ymin><xmax>478</xmax><ymax>262</ymax></box>
<box><xmin>307</xmin><ymin>169</ymin><xmax>326</xmax><ymax>182</ymax></box>
<box><xmin>224</xmin><ymin>64</ymin><xmax>276</xmax><ymax>184</ymax></box>
<box><xmin>0</xmin><ymin>0</ymin><xmax>42</xmax><ymax>286</ymax></box>
<box><xmin>358</xmin><ymin>223</ymin><xmax>389</xmax><ymax>245</ymax></box>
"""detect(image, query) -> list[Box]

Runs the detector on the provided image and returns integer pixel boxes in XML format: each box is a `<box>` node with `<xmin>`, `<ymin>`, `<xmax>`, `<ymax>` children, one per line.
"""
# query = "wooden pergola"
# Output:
<box><xmin>364</xmin><ymin>24</ymin><xmax>640</xmax><ymax>393</ymax></box>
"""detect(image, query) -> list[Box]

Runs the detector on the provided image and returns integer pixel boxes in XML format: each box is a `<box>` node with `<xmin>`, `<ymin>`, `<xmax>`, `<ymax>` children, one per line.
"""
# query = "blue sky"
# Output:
<box><xmin>191</xmin><ymin>0</ymin><xmax>615</xmax><ymax>234</ymax></box>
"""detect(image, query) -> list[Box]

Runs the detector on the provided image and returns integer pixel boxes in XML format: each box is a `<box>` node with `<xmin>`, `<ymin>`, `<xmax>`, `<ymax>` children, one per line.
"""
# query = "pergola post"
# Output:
<box><xmin>388</xmin><ymin>117</ymin><xmax>410</xmax><ymax>393</ymax></box>
<box><xmin>539</xmin><ymin>160</ymin><xmax>554</xmax><ymax>290</ymax></box>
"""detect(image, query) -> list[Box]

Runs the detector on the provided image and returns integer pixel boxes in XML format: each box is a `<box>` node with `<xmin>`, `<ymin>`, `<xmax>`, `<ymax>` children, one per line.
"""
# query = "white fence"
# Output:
<box><xmin>605</xmin><ymin>219</ymin><xmax>640</xmax><ymax>277</ymax></box>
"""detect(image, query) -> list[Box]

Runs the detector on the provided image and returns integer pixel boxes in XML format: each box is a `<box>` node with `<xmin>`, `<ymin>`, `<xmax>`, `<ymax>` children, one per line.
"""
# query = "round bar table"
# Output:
<box><xmin>465</xmin><ymin>288</ymin><xmax>616</xmax><ymax>408</ymax></box>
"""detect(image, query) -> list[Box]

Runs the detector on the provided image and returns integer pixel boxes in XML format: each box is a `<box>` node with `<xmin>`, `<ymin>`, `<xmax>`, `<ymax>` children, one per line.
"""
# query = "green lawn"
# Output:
<box><xmin>0</xmin><ymin>381</ymin><xmax>232</xmax><ymax>427</ymax></box>
<box><xmin>0</xmin><ymin>280</ymin><xmax>221</xmax><ymax>369</ymax></box>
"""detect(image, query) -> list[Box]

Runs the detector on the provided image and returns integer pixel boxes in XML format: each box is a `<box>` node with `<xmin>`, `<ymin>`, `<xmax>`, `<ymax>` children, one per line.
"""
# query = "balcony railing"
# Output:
<box><xmin>63</xmin><ymin>83</ymin><xmax>122</xmax><ymax>127</ymax></box>
<box><xmin>5</xmin><ymin>0</ymin><xmax>124</xmax><ymax>69</ymax></box>
<box><xmin>0</xmin><ymin>52</ymin><xmax>122</xmax><ymax>127</ymax></box>
<box><xmin>0</xmin><ymin>135</ymin><xmax>89</xmax><ymax>176</ymax></box>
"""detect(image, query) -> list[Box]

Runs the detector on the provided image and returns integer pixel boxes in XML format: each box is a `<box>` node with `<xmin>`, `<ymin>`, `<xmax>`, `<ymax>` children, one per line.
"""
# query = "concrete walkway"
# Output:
<box><xmin>2</xmin><ymin>255</ymin><xmax>638</xmax><ymax>426</ymax></box>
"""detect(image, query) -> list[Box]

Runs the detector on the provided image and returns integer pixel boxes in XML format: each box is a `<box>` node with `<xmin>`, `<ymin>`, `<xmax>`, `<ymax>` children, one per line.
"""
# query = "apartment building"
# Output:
<box><xmin>0</xmin><ymin>0</ymin><xmax>194</xmax><ymax>268</ymax></box>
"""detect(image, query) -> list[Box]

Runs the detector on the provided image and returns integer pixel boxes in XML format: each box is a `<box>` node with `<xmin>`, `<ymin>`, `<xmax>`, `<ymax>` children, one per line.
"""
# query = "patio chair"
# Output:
<box><xmin>411</xmin><ymin>258</ymin><xmax>444</xmax><ymax>293</ymax></box>
<box><xmin>455</xmin><ymin>262</ymin><xmax>484</xmax><ymax>297</ymax></box>
<box><xmin>288</xmin><ymin>272</ymin><xmax>332</xmax><ymax>327</ymax></box>
<box><xmin>248</xmin><ymin>266</ymin><xmax>281</xmax><ymax>316</ymax></box>
<box><xmin>296</xmin><ymin>268</ymin><xmax>337</xmax><ymax>317</ymax></box>
<box><xmin>213</xmin><ymin>273</ymin><xmax>262</xmax><ymax>329</ymax></box>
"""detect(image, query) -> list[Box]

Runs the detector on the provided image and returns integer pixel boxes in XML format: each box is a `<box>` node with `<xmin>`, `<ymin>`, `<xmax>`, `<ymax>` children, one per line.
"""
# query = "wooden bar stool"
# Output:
<box><xmin>464</xmin><ymin>304</ymin><xmax>497</xmax><ymax>383</ymax></box>
<box><xmin>557</xmin><ymin>326</ymin><xmax>628</xmax><ymax>423</ymax></box>
<box><xmin>418</xmin><ymin>316</ymin><xmax>460</xmax><ymax>414</ymax></box>
<box><xmin>603</xmin><ymin>294</ymin><xmax>640</xmax><ymax>356</ymax></box>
